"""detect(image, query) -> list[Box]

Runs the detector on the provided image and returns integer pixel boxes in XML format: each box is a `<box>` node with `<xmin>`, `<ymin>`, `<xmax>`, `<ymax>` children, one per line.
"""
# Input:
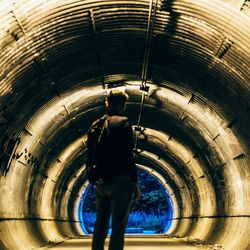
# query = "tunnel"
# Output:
<box><xmin>0</xmin><ymin>0</ymin><xmax>249</xmax><ymax>249</ymax></box>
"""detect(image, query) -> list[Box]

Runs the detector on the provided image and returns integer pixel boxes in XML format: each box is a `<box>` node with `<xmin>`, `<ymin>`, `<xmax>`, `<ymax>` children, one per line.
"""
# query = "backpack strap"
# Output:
<box><xmin>86</xmin><ymin>115</ymin><xmax>109</xmax><ymax>185</ymax></box>
<box><xmin>97</xmin><ymin>116</ymin><xmax>109</xmax><ymax>143</ymax></box>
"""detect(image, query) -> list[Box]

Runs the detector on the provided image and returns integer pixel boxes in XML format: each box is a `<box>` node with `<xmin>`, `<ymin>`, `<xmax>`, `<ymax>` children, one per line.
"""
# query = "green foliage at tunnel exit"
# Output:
<box><xmin>82</xmin><ymin>168</ymin><xmax>171</xmax><ymax>233</ymax></box>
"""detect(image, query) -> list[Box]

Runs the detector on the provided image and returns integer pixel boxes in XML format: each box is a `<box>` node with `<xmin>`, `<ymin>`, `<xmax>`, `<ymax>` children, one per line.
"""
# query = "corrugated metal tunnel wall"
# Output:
<box><xmin>0</xmin><ymin>0</ymin><xmax>249</xmax><ymax>249</ymax></box>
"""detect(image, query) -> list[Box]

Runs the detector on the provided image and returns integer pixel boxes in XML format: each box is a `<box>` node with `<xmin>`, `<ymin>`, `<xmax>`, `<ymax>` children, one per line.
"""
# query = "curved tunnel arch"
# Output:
<box><xmin>0</xmin><ymin>0</ymin><xmax>249</xmax><ymax>249</ymax></box>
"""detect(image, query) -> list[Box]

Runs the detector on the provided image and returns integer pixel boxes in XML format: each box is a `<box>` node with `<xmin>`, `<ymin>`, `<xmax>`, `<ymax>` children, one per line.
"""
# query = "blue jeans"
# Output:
<box><xmin>92</xmin><ymin>175</ymin><xmax>132</xmax><ymax>250</ymax></box>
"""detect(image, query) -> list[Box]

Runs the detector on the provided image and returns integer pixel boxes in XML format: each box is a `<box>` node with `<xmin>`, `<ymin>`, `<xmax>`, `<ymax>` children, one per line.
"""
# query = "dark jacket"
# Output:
<box><xmin>86</xmin><ymin>111</ymin><xmax>138</xmax><ymax>184</ymax></box>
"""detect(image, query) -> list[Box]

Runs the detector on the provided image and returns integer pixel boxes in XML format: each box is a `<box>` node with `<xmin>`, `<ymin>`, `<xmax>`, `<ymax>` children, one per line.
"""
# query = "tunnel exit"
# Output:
<box><xmin>79</xmin><ymin>168</ymin><xmax>173</xmax><ymax>235</ymax></box>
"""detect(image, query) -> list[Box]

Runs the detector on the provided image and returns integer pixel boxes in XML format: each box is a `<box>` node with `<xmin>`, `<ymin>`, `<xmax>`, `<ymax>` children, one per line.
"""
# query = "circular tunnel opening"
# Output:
<box><xmin>79</xmin><ymin>167</ymin><xmax>173</xmax><ymax>235</ymax></box>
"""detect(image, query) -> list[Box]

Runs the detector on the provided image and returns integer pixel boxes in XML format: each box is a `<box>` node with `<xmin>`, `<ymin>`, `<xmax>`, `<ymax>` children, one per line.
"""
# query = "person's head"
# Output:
<box><xmin>106</xmin><ymin>90</ymin><xmax>129</xmax><ymax>114</ymax></box>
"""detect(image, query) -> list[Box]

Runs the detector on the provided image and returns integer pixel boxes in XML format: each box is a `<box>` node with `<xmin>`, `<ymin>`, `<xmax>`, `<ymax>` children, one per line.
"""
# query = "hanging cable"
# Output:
<box><xmin>134</xmin><ymin>0</ymin><xmax>158</xmax><ymax>150</ymax></box>
<box><xmin>134</xmin><ymin>92</ymin><xmax>146</xmax><ymax>150</ymax></box>
<box><xmin>141</xmin><ymin>0</ymin><xmax>158</xmax><ymax>89</ymax></box>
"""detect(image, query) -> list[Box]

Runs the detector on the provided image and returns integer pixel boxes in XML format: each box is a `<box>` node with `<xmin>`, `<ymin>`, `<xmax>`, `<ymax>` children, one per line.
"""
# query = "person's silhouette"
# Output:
<box><xmin>86</xmin><ymin>89</ymin><xmax>141</xmax><ymax>250</ymax></box>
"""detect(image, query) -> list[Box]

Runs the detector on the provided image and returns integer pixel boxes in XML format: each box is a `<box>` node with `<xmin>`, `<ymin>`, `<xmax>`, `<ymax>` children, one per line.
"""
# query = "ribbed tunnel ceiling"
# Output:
<box><xmin>0</xmin><ymin>0</ymin><xmax>249</xmax><ymax>249</ymax></box>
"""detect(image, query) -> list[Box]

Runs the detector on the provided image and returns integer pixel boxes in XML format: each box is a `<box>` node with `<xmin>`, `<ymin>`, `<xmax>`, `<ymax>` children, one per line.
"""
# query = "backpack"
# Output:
<box><xmin>86</xmin><ymin>115</ymin><xmax>110</xmax><ymax>185</ymax></box>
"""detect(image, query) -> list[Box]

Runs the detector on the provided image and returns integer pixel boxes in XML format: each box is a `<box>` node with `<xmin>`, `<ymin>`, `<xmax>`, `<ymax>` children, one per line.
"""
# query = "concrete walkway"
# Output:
<box><xmin>47</xmin><ymin>236</ymin><xmax>210</xmax><ymax>250</ymax></box>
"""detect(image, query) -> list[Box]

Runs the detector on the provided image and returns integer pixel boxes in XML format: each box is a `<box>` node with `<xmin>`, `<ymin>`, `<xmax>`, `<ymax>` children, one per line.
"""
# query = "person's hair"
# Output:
<box><xmin>106</xmin><ymin>90</ymin><xmax>128</xmax><ymax>109</ymax></box>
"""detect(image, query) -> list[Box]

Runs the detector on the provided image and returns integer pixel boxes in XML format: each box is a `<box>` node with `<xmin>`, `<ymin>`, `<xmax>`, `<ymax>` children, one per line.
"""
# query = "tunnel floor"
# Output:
<box><xmin>45</xmin><ymin>236</ymin><xmax>210</xmax><ymax>249</ymax></box>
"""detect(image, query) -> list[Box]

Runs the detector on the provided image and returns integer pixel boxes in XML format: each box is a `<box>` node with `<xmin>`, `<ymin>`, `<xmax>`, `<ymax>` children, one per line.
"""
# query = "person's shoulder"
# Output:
<box><xmin>121</xmin><ymin>116</ymin><xmax>130</xmax><ymax>128</ymax></box>
<box><xmin>115</xmin><ymin>115</ymin><xmax>129</xmax><ymax>125</ymax></box>
<box><xmin>107</xmin><ymin>115</ymin><xmax>131</xmax><ymax>129</ymax></box>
